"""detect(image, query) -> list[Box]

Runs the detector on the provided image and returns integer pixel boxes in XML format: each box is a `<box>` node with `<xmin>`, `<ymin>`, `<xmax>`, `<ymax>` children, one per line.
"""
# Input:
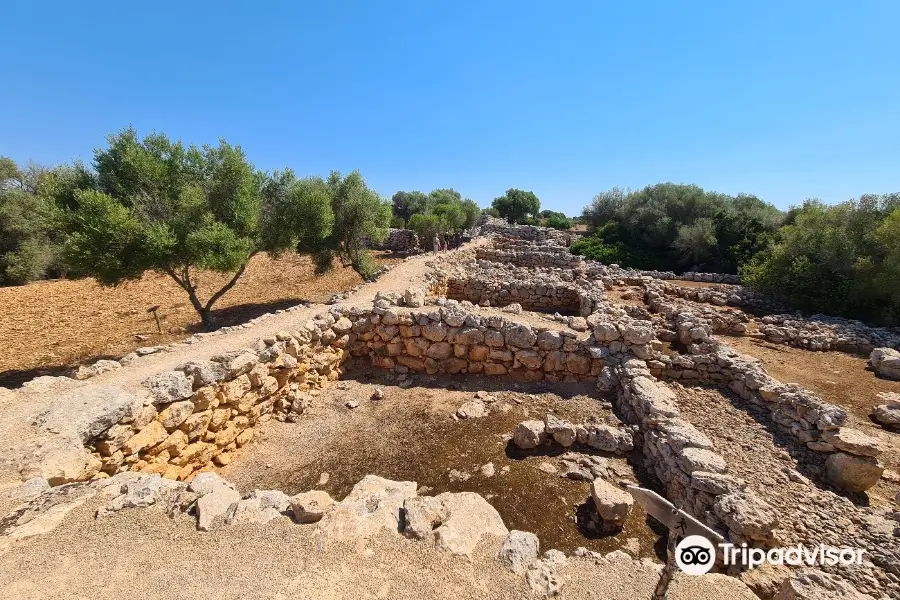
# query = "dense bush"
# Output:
<box><xmin>0</xmin><ymin>158</ymin><xmax>66</xmax><ymax>284</ymax></box>
<box><xmin>544</xmin><ymin>212</ymin><xmax>572</xmax><ymax>230</ymax></box>
<box><xmin>741</xmin><ymin>195</ymin><xmax>900</xmax><ymax>325</ymax></box>
<box><xmin>581</xmin><ymin>183</ymin><xmax>783</xmax><ymax>273</ymax></box>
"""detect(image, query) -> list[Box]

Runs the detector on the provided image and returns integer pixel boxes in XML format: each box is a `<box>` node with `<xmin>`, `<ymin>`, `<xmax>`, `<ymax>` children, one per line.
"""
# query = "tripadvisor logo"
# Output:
<box><xmin>675</xmin><ymin>536</ymin><xmax>865</xmax><ymax>575</ymax></box>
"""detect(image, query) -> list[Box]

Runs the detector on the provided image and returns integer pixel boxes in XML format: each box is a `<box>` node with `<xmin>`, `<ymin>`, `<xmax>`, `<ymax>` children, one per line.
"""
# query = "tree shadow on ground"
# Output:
<box><xmin>186</xmin><ymin>299</ymin><xmax>312</xmax><ymax>333</ymax></box>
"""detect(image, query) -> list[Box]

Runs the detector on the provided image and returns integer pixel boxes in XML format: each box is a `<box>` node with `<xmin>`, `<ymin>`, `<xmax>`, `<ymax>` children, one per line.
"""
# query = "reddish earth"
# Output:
<box><xmin>0</xmin><ymin>252</ymin><xmax>403</xmax><ymax>387</ymax></box>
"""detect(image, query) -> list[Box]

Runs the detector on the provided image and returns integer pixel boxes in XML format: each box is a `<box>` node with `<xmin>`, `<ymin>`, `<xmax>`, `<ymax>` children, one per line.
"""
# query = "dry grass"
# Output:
<box><xmin>0</xmin><ymin>252</ymin><xmax>403</xmax><ymax>386</ymax></box>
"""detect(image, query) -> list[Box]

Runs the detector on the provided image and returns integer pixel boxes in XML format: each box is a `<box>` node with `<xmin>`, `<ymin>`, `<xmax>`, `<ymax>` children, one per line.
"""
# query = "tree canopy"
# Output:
<box><xmin>576</xmin><ymin>183</ymin><xmax>783</xmax><ymax>273</ymax></box>
<box><xmin>60</xmin><ymin>129</ymin><xmax>296</xmax><ymax>326</ymax></box>
<box><xmin>391</xmin><ymin>187</ymin><xmax>480</xmax><ymax>243</ymax></box>
<box><xmin>491</xmin><ymin>188</ymin><xmax>540</xmax><ymax>224</ymax></box>
<box><xmin>741</xmin><ymin>195</ymin><xmax>900</xmax><ymax>324</ymax></box>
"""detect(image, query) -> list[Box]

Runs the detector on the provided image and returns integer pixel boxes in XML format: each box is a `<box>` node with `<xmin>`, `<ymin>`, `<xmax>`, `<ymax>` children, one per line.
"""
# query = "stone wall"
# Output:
<box><xmin>757</xmin><ymin>314</ymin><xmax>900</xmax><ymax>353</ymax></box>
<box><xmin>364</xmin><ymin>228</ymin><xmax>420</xmax><ymax>252</ymax></box>
<box><xmin>647</xmin><ymin>339</ymin><xmax>884</xmax><ymax>492</ymax></box>
<box><xmin>609</xmin><ymin>357</ymin><xmax>779</xmax><ymax>546</ymax></box>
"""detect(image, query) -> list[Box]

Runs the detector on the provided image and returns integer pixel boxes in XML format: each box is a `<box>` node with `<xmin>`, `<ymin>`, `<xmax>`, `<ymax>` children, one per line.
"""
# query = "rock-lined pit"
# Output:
<box><xmin>220</xmin><ymin>371</ymin><xmax>663</xmax><ymax>557</ymax></box>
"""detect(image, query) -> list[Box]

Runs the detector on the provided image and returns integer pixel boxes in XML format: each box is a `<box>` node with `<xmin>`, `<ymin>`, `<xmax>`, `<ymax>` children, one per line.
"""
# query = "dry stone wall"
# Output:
<box><xmin>364</xmin><ymin>228</ymin><xmax>420</xmax><ymax>252</ymax></box>
<box><xmin>610</xmin><ymin>357</ymin><xmax>779</xmax><ymax>547</ymax></box>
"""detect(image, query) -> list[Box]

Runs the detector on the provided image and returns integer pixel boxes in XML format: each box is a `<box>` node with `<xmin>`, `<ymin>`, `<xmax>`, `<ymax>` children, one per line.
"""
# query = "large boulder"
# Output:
<box><xmin>30</xmin><ymin>385</ymin><xmax>143</xmax><ymax>444</ymax></box>
<box><xmin>870</xmin><ymin>347</ymin><xmax>900</xmax><ymax>380</ymax></box>
<box><xmin>590</xmin><ymin>479</ymin><xmax>633</xmax><ymax>527</ymax></box>
<box><xmin>544</xmin><ymin>414</ymin><xmax>577</xmax><ymax>447</ymax></box>
<box><xmin>316</xmin><ymin>475</ymin><xmax>416</xmax><ymax>541</ymax></box>
<box><xmin>513</xmin><ymin>420</ymin><xmax>547</xmax><ymax>450</ymax></box>
<box><xmin>825</xmin><ymin>452</ymin><xmax>884</xmax><ymax>492</ymax></box>
<box><xmin>402</xmin><ymin>492</ymin><xmax>508</xmax><ymax>555</ymax></box>
<box><xmin>189</xmin><ymin>473</ymin><xmax>242</xmax><ymax>531</ymax></box>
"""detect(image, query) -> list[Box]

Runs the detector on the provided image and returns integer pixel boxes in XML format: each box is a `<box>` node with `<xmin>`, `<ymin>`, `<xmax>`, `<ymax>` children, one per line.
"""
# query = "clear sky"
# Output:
<box><xmin>2</xmin><ymin>1</ymin><xmax>898</xmax><ymax>214</ymax></box>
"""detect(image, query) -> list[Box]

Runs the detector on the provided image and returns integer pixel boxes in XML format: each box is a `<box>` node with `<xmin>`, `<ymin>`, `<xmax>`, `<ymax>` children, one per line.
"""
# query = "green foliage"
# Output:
<box><xmin>407</xmin><ymin>213</ymin><xmax>443</xmax><ymax>245</ymax></box>
<box><xmin>483</xmin><ymin>207</ymin><xmax>500</xmax><ymax>218</ymax></box>
<box><xmin>60</xmin><ymin>129</ymin><xmax>294</xmax><ymax>327</ymax></box>
<box><xmin>0</xmin><ymin>157</ymin><xmax>66</xmax><ymax>284</ymax></box>
<box><xmin>570</xmin><ymin>222</ymin><xmax>632</xmax><ymax>265</ymax></box>
<box><xmin>390</xmin><ymin>215</ymin><xmax>406</xmax><ymax>229</ymax></box>
<box><xmin>741</xmin><ymin>196</ymin><xmax>900</xmax><ymax>324</ymax></box>
<box><xmin>391</xmin><ymin>187</ymin><xmax>480</xmax><ymax>248</ymax></box>
<box><xmin>491</xmin><ymin>188</ymin><xmax>540</xmax><ymax>224</ymax></box>
<box><xmin>286</xmin><ymin>171</ymin><xmax>390</xmax><ymax>280</ymax></box>
<box><xmin>391</xmin><ymin>190</ymin><xmax>427</xmax><ymax>222</ymax></box>
<box><xmin>579</xmin><ymin>183</ymin><xmax>783</xmax><ymax>273</ymax></box>
<box><xmin>545</xmin><ymin>213</ymin><xmax>572</xmax><ymax>230</ymax></box>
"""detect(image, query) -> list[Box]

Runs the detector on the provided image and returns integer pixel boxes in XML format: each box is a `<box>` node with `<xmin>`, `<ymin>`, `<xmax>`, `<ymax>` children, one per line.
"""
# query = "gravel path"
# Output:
<box><xmin>673</xmin><ymin>384</ymin><xmax>900</xmax><ymax>598</ymax></box>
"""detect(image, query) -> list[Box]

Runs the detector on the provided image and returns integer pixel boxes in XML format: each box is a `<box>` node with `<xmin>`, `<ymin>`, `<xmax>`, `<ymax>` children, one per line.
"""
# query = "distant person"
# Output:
<box><xmin>565</xmin><ymin>234</ymin><xmax>572</xmax><ymax>247</ymax></box>
<box><xmin>433</xmin><ymin>234</ymin><xmax>440</xmax><ymax>254</ymax></box>
<box><xmin>442</xmin><ymin>236</ymin><xmax>449</xmax><ymax>252</ymax></box>
<box><xmin>454</xmin><ymin>231</ymin><xmax>461</xmax><ymax>250</ymax></box>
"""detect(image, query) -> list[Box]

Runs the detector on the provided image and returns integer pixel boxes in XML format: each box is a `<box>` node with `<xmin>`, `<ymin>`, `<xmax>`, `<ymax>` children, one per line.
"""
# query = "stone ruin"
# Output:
<box><xmin>2</xmin><ymin>219</ymin><xmax>898</xmax><ymax>599</ymax></box>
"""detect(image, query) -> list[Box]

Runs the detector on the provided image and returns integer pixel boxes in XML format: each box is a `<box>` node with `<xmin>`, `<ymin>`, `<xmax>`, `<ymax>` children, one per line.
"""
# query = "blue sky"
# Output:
<box><xmin>2</xmin><ymin>1</ymin><xmax>898</xmax><ymax>214</ymax></box>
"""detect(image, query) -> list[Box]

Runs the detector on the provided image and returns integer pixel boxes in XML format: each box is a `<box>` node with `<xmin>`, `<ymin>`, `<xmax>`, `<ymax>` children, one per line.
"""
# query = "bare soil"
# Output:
<box><xmin>221</xmin><ymin>369</ymin><xmax>665</xmax><ymax>558</ymax></box>
<box><xmin>0</xmin><ymin>252</ymin><xmax>404</xmax><ymax>387</ymax></box>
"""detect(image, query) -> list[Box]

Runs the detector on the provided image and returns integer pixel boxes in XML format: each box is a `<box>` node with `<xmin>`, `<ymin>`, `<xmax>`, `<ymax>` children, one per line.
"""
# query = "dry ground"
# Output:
<box><xmin>222</xmin><ymin>369</ymin><xmax>664</xmax><ymax>558</ymax></box>
<box><xmin>0</xmin><ymin>252</ymin><xmax>404</xmax><ymax>387</ymax></box>
<box><xmin>0</xmin><ymin>495</ymin><xmax>756</xmax><ymax>600</ymax></box>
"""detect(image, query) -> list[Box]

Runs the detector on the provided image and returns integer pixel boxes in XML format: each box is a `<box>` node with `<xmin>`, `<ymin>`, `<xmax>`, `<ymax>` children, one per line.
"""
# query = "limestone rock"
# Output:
<box><xmin>456</xmin><ymin>400</ymin><xmax>487</xmax><ymax>419</ymax></box>
<box><xmin>291</xmin><ymin>490</ymin><xmax>336</xmax><ymax>524</ymax></box>
<box><xmin>821</xmin><ymin>428</ymin><xmax>881</xmax><ymax>457</ymax></box>
<box><xmin>544</xmin><ymin>414</ymin><xmax>577</xmax><ymax>447</ymax></box>
<box><xmin>178</xmin><ymin>360</ymin><xmax>228</xmax><ymax>387</ymax></box>
<box><xmin>103</xmin><ymin>474</ymin><xmax>183</xmax><ymax>512</ymax></box>
<box><xmin>157</xmin><ymin>400</ymin><xmax>195</xmax><ymax>431</ymax></box>
<box><xmin>497</xmin><ymin>530</ymin><xmax>540</xmax><ymax>574</ymax></box>
<box><xmin>143</xmin><ymin>371</ymin><xmax>193</xmax><ymax>405</ymax></box>
<box><xmin>31</xmin><ymin>385</ymin><xmax>143</xmax><ymax>444</ymax></box>
<box><xmin>316</xmin><ymin>475</ymin><xmax>417</xmax><ymax>541</ymax></box>
<box><xmin>590</xmin><ymin>479</ymin><xmax>633</xmax><ymax>527</ymax></box>
<box><xmin>585</xmin><ymin>424</ymin><xmax>634</xmax><ymax>453</ymax></box>
<box><xmin>870</xmin><ymin>347</ymin><xmax>900</xmax><ymax>380</ymax></box>
<box><xmin>402</xmin><ymin>492</ymin><xmax>508</xmax><ymax>555</ymax></box>
<box><xmin>825</xmin><ymin>452</ymin><xmax>883</xmax><ymax>492</ymax></box>
<box><xmin>225</xmin><ymin>490</ymin><xmax>292</xmax><ymax>525</ymax></box>
<box><xmin>713</xmin><ymin>492</ymin><xmax>778</xmax><ymax>538</ymax></box>
<box><xmin>774</xmin><ymin>569</ymin><xmax>876</xmax><ymax>600</ymax></box>
<box><xmin>122</xmin><ymin>420</ymin><xmax>168</xmax><ymax>455</ymax></box>
<box><xmin>513</xmin><ymin>420</ymin><xmax>547</xmax><ymax>450</ymax></box>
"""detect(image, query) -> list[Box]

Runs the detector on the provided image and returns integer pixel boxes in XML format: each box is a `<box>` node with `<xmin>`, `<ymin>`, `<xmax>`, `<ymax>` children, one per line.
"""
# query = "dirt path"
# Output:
<box><xmin>52</xmin><ymin>241</ymin><xmax>484</xmax><ymax>397</ymax></box>
<box><xmin>0</xmin><ymin>493</ymin><xmax>755</xmax><ymax>600</ymax></box>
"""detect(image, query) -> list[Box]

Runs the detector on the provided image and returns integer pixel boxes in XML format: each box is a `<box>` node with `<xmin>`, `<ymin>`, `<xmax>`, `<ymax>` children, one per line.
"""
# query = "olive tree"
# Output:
<box><xmin>491</xmin><ymin>188</ymin><xmax>540</xmax><ymax>223</ymax></box>
<box><xmin>61</xmin><ymin>128</ymin><xmax>295</xmax><ymax>328</ymax></box>
<box><xmin>289</xmin><ymin>170</ymin><xmax>391</xmax><ymax>280</ymax></box>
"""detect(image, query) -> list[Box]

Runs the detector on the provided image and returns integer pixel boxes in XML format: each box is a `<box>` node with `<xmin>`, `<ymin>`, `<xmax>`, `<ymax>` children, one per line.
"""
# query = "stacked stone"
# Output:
<box><xmin>758</xmin><ymin>314</ymin><xmax>900</xmax><ymax>353</ymax></box>
<box><xmin>584</xmin><ymin>264</ymin><xmax>677</xmax><ymax>284</ymax></box>
<box><xmin>610</xmin><ymin>358</ymin><xmax>779</xmax><ymax>546</ymax></box>
<box><xmin>870</xmin><ymin>347</ymin><xmax>900</xmax><ymax>380</ymax></box>
<box><xmin>678</xmin><ymin>271</ymin><xmax>741</xmax><ymax>284</ymax></box>
<box><xmin>347</xmin><ymin>300</ymin><xmax>603</xmax><ymax>382</ymax></box>
<box><xmin>87</xmin><ymin>308</ymin><xmax>358</xmax><ymax>482</ymax></box>
<box><xmin>644</xmin><ymin>286</ymin><xmax>750</xmax><ymax>337</ymax></box>
<box><xmin>650</xmin><ymin>342</ymin><xmax>884</xmax><ymax>492</ymax></box>
<box><xmin>475</xmin><ymin>246</ymin><xmax>584</xmax><ymax>270</ymax></box>
<box><xmin>479</xmin><ymin>217</ymin><xmax>575</xmax><ymax>245</ymax></box>
<box><xmin>363</xmin><ymin>228</ymin><xmax>420</xmax><ymax>252</ymax></box>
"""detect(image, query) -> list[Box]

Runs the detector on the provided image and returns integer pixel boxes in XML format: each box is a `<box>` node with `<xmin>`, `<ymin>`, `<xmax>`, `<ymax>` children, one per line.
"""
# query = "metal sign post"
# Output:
<box><xmin>626</xmin><ymin>486</ymin><xmax>725</xmax><ymax>600</ymax></box>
